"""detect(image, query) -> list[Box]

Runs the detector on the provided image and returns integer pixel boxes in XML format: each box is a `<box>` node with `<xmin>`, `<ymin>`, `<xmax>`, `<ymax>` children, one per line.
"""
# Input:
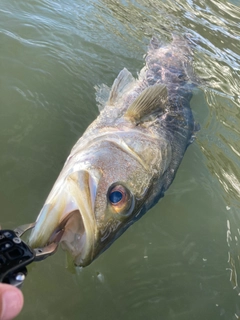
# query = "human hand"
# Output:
<box><xmin>0</xmin><ymin>284</ymin><xmax>23</xmax><ymax>320</ymax></box>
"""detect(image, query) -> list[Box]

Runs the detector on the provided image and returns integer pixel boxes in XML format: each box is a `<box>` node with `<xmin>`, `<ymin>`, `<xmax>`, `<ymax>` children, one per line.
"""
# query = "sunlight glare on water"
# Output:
<box><xmin>1</xmin><ymin>0</ymin><xmax>240</xmax><ymax>319</ymax></box>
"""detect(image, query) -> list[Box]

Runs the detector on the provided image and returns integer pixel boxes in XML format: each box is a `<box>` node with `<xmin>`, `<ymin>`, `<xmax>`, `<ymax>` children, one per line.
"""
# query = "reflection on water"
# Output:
<box><xmin>1</xmin><ymin>0</ymin><xmax>240</xmax><ymax>319</ymax></box>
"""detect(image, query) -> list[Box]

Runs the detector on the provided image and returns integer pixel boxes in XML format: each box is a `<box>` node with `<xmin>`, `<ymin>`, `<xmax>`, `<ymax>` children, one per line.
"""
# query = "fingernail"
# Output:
<box><xmin>1</xmin><ymin>289</ymin><xmax>23</xmax><ymax>320</ymax></box>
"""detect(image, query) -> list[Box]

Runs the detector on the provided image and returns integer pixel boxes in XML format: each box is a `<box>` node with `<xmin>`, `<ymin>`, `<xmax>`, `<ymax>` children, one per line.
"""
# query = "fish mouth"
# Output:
<box><xmin>48</xmin><ymin>209</ymin><xmax>87</xmax><ymax>264</ymax></box>
<box><xmin>29</xmin><ymin>170</ymin><xmax>99</xmax><ymax>266</ymax></box>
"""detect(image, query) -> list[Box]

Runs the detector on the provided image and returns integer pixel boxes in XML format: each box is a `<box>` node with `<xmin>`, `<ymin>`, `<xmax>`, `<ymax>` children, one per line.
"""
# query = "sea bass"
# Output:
<box><xmin>29</xmin><ymin>35</ymin><xmax>197</xmax><ymax>267</ymax></box>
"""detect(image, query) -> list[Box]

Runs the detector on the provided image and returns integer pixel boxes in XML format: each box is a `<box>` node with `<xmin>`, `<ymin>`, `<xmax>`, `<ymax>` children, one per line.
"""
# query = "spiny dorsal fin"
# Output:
<box><xmin>108</xmin><ymin>68</ymin><xmax>135</xmax><ymax>105</ymax></box>
<box><xmin>124</xmin><ymin>84</ymin><xmax>168</xmax><ymax>122</ymax></box>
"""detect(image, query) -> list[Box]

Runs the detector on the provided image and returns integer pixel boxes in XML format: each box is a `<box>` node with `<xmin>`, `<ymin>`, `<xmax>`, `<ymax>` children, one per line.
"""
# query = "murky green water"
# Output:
<box><xmin>1</xmin><ymin>0</ymin><xmax>240</xmax><ymax>319</ymax></box>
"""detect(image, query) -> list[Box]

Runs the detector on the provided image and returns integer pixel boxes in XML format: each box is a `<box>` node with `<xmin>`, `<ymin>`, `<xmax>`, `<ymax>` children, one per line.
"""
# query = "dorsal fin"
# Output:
<box><xmin>108</xmin><ymin>68</ymin><xmax>135</xmax><ymax>105</ymax></box>
<box><xmin>124</xmin><ymin>84</ymin><xmax>168</xmax><ymax>122</ymax></box>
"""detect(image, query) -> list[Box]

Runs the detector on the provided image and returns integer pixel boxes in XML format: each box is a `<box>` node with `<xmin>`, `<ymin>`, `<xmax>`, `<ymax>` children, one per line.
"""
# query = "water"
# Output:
<box><xmin>1</xmin><ymin>0</ymin><xmax>240</xmax><ymax>319</ymax></box>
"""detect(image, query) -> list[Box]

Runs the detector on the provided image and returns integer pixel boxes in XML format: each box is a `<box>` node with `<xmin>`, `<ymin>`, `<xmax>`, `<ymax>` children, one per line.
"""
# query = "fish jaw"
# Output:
<box><xmin>29</xmin><ymin>169</ymin><xmax>100</xmax><ymax>266</ymax></box>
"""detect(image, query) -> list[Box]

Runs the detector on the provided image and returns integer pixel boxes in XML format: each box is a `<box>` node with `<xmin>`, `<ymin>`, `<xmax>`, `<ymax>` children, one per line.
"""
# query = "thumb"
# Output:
<box><xmin>0</xmin><ymin>284</ymin><xmax>24</xmax><ymax>320</ymax></box>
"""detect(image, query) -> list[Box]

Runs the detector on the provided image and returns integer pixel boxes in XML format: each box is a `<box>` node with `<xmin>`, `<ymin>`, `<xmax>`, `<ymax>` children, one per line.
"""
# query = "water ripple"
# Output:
<box><xmin>1</xmin><ymin>0</ymin><xmax>240</xmax><ymax>319</ymax></box>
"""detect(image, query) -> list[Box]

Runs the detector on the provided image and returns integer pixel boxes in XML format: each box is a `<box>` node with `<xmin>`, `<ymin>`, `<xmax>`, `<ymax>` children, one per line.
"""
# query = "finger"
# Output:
<box><xmin>0</xmin><ymin>284</ymin><xmax>24</xmax><ymax>320</ymax></box>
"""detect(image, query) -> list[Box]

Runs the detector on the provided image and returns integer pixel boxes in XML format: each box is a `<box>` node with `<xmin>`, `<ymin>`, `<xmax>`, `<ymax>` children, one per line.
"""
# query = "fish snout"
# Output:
<box><xmin>29</xmin><ymin>169</ymin><xmax>100</xmax><ymax>266</ymax></box>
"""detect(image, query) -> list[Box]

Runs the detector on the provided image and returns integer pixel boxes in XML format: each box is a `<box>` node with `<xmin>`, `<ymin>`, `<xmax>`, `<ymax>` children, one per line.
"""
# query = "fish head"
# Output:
<box><xmin>29</xmin><ymin>129</ymin><xmax>168</xmax><ymax>267</ymax></box>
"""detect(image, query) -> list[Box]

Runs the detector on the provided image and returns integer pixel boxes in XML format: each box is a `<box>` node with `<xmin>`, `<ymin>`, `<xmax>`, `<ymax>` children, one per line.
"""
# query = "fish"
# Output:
<box><xmin>29</xmin><ymin>35</ymin><xmax>198</xmax><ymax>267</ymax></box>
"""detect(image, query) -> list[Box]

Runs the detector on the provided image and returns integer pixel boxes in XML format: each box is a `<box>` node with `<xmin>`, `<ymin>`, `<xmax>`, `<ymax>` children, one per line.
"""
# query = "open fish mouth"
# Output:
<box><xmin>29</xmin><ymin>170</ymin><xmax>99</xmax><ymax>266</ymax></box>
<box><xmin>47</xmin><ymin>210</ymin><xmax>82</xmax><ymax>243</ymax></box>
<box><xmin>48</xmin><ymin>210</ymin><xmax>85</xmax><ymax>255</ymax></box>
<box><xmin>49</xmin><ymin>209</ymin><xmax>92</xmax><ymax>266</ymax></box>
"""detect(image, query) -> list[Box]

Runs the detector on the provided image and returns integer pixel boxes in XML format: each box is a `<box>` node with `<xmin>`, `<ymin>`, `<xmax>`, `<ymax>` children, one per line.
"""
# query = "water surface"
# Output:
<box><xmin>1</xmin><ymin>0</ymin><xmax>240</xmax><ymax>319</ymax></box>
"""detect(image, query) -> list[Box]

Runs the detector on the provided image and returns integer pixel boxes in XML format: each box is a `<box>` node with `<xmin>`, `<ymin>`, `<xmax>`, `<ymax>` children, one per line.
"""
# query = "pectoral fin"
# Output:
<box><xmin>125</xmin><ymin>84</ymin><xmax>168</xmax><ymax>122</ymax></box>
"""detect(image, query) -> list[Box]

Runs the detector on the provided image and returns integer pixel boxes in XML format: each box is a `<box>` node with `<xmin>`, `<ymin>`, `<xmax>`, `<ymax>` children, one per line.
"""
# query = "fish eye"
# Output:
<box><xmin>109</xmin><ymin>190</ymin><xmax>123</xmax><ymax>204</ymax></box>
<box><xmin>108</xmin><ymin>184</ymin><xmax>132</xmax><ymax>214</ymax></box>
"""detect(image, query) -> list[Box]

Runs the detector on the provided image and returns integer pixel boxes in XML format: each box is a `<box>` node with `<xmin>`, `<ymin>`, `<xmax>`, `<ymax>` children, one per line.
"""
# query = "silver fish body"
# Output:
<box><xmin>29</xmin><ymin>35</ymin><xmax>197</xmax><ymax>266</ymax></box>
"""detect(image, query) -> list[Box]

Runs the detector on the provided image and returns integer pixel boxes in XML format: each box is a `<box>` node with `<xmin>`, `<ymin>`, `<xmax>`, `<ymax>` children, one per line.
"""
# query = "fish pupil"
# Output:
<box><xmin>109</xmin><ymin>191</ymin><xmax>123</xmax><ymax>204</ymax></box>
